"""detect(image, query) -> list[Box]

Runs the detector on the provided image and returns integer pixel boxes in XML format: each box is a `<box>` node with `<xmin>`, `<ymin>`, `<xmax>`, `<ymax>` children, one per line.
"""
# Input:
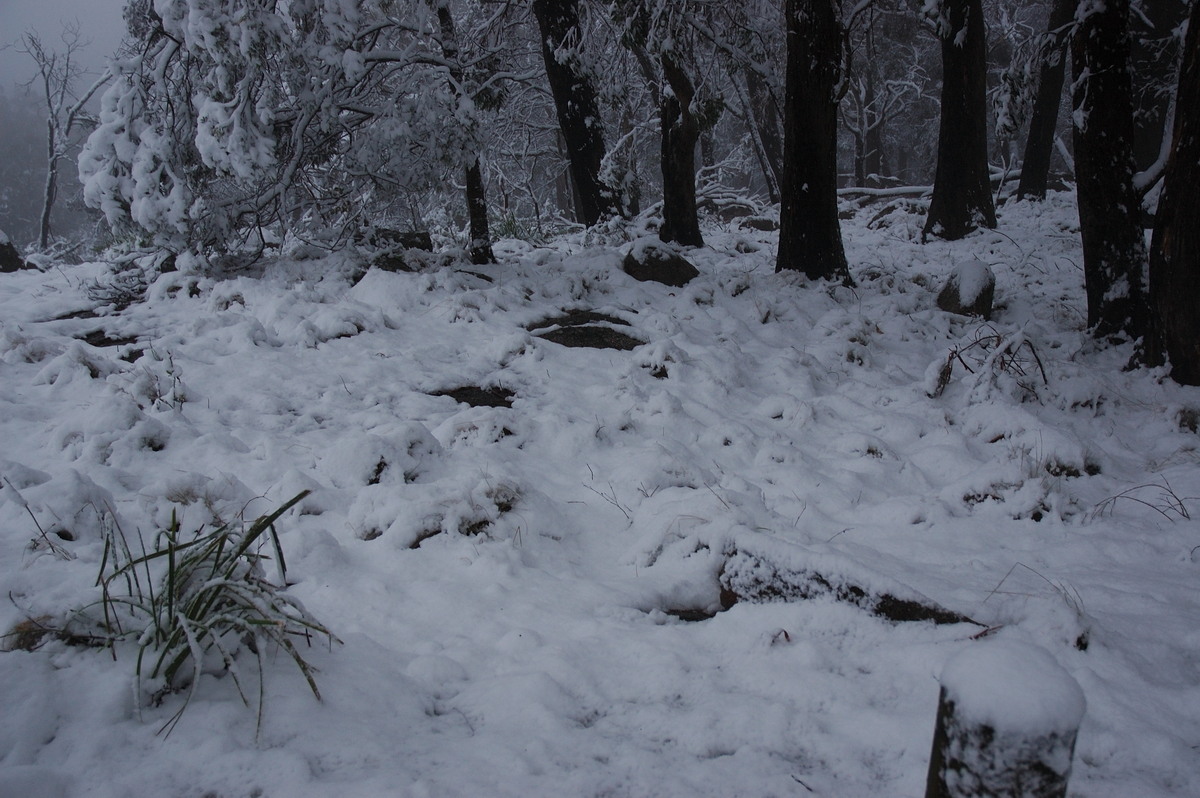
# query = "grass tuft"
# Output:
<box><xmin>68</xmin><ymin>490</ymin><xmax>338</xmax><ymax>736</ymax></box>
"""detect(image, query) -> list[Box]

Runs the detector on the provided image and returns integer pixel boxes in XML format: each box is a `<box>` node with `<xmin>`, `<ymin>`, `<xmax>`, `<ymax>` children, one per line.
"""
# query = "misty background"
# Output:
<box><xmin>1</xmin><ymin>0</ymin><xmax>125</xmax><ymax>247</ymax></box>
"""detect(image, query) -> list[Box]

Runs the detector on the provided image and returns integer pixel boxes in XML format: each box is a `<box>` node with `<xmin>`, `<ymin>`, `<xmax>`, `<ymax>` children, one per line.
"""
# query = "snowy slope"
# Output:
<box><xmin>2</xmin><ymin>193</ymin><xmax>1199</xmax><ymax>797</ymax></box>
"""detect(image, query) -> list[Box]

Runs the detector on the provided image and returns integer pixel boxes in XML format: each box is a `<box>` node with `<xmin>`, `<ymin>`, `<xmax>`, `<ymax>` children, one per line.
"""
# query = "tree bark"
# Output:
<box><xmin>776</xmin><ymin>0</ymin><xmax>848</xmax><ymax>281</ymax></box>
<box><xmin>1016</xmin><ymin>0</ymin><xmax>1074</xmax><ymax>201</ymax></box>
<box><xmin>923</xmin><ymin>0</ymin><xmax>996</xmax><ymax>240</ymax></box>
<box><xmin>434</xmin><ymin>2</ymin><xmax>495</xmax><ymax>264</ymax></box>
<box><xmin>40</xmin><ymin>124</ymin><xmax>59</xmax><ymax>250</ymax></box>
<box><xmin>659</xmin><ymin>51</ymin><xmax>704</xmax><ymax>248</ymax></box>
<box><xmin>746</xmin><ymin>69</ymin><xmax>784</xmax><ymax>199</ymax></box>
<box><xmin>1130</xmin><ymin>0</ymin><xmax>1190</xmax><ymax>176</ymax></box>
<box><xmin>532</xmin><ymin>0</ymin><xmax>622</xmax><ymax>226</ymax></box>
<box><xmin>1072</xmin><ymin>0</ymin><xmax>1150</xmax><ymax>342</ymax></box>
<box><xmin>1149</xmin><ymin>0</ymin><xmax>1200</xmax><ymax>382</ymax></box>
<box><xmin>860</xmin><ymin>66</ymin><xmax>887</xmax><ymax>187</ymax></box>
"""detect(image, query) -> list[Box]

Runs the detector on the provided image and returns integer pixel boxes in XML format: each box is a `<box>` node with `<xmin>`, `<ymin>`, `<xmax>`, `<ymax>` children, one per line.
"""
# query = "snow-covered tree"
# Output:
<box><xmin>840</xmin><ymin>2</ymin><xmax>932</xmax><ymax>188</ymax></box>
<box><xmin>533</xmin><ymin>0</ymin><xmax>624</xmax><ymax>226</ymax></box>
<box><xmin>79</xmin><ymin>0</ymin><xmax>487</xmax><ymax>256</ymax></box>
<box><xmin>612</xmin><ymin>0</ymin><xmax>706</xmax><ymax>247</ymax></box>
<box><xmin>20</xmin><ymin>25</ymin><xmax>112</xmax><ymax>250</ymax></box>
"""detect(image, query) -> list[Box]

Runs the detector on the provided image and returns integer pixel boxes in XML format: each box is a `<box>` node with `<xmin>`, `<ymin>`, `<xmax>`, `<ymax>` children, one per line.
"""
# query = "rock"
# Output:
<box><xmin>371</xmin><ymin>251</ymin><xmax>423</xmax><ymax>273</ymax></box>
<box><xmin>622</xmin><ymin>239</ymin><xmax>699</xmax><ymax>287</ymax></box>
<box><xmin>357</xmin><ymin>228</ymin><xmax>434</xmax><ymax>251</ymax></box>
<box><xmin>937</xmin><ymin>259</ymin><xmax>995</xmax><ymax>319</ymax></box>
<box><xmin>356</xmin><ymin>228</ymin><xmax>435</xmax><ymax>274</ymax></box>
<box><xmin>715</xmin><ymin>203</ymin><xmax>755</xmax><ymax>222</ymax></box>
<box><xmin>0</xmin><ymin>229</ymin><xmax>29</xmax><ymax>273</ymax></box>
<box><xmin>739</xmin><ymin>215</ymin><xmax>779</xmax><ymax>232</ymax></box>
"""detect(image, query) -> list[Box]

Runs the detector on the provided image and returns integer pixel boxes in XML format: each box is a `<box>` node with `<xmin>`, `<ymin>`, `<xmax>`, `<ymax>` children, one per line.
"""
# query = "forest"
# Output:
<box><xmin>1</xmin><ymin>1</ymin><xmax>1199</xmax><ymax>796</ymax></box>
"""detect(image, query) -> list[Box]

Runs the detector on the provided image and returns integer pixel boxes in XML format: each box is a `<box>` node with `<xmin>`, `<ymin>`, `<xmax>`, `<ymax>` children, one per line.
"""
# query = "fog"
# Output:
<box><xmin>0</xmin><ymin>0</ymin><xmax>126</xmax><ymax>96</ymax></box>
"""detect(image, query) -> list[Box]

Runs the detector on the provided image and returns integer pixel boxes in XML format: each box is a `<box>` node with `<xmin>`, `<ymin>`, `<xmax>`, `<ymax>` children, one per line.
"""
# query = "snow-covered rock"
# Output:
<box><xmin>622</xmin><ymin>238</ymin><xmax>699</xmax><ymax>287</ymax></box>
<box><xmin>937</xmin><ymin>258</ymin><xmax>995</xmax><ymax>319</ymax></box>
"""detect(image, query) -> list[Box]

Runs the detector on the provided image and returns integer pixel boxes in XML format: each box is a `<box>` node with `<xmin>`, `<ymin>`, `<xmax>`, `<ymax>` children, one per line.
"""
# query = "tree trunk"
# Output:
<box><xmin>923</xmin><ymin>0</ymin><xmax>996</xmax><ymax>240</ymax></box>
<box><xmin>1017</xmin><ymin>0</ymin><xmax>1074</xmax><ymax>201</ymax></box>
<box><xmin>1072</xmin><ymin>0</ymin><xmax>1149</xmax><ymax>342</ymax></box>
<box><xmin>434</xmin><ymin>2</ymin><xmax>494</xmax><ymax>264</ymax></box>
<box><xmin>862</xmin><ymin>70</ymin><xmax>887</xmax><ymax>186</ymax></box>
<box><xmin>40</xmin><ymin>133</ymin><xmax>58</xmax><ymax>250</ymax></box>
<box><xmin>1149</xmin><ymin>0</ymin><xmax>1200</xmax><ymax>382</ymax></box>
<box><xmin>746</xmin><ymin>69</ymin><xmax>784</xmax><ymax>199</ymax></box>
<box><xmin>532</xmin><ymin>0</ymin><xmax>621</xmax><ymax>226</ymax></box>
<box><xmin>464</xmin><ymin>159</ymin><xmax>495</xmax><ymax>265</ymax></box>
<box><xmin>853</xmin><ymin>130</ymin><xmax>866</xmax><ymax>188</ymax></box>
<box><xmin>659</xmin><ymin>51</ymin><xmax>703</xmax><ymax>248</ymax></box>
<box><xmin>1130</xmin><ymin>0</ymin><xmax>1190</xmax><ymax>176</ymax></box>
<box><xmin>776</xmin><ymin>0</ymin><xmax>848</xmax><ymax>281</ymax></box>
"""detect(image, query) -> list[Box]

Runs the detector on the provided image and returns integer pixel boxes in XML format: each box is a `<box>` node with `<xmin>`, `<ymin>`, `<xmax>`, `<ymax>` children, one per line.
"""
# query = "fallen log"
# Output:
<box><xmin>718</xmin><ymin>545</ymin><xmax>980</xmax><ymax>626</ymax></box>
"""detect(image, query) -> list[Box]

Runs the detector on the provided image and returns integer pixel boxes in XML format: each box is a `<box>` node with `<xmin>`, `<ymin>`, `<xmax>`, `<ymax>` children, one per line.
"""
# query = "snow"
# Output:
<box><xmin>2</xmin><ymin>193</ymin><xmax>1200</xmax><ymax>796</ymax></box>
<box><xmin>940</xmin><ymin>640</ymin><xmax>1086</xmax><ymax>735</ymax></box>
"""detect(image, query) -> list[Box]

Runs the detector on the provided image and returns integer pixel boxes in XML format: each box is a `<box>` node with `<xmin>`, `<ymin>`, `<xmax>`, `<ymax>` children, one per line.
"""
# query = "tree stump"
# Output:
<box><xmin>926</xmin><ymin>641</ymin><xmax>1085</xmax><ymax>798</ymax></box>
<box><xmin>0</xmin><ymin>230</ymin><xmax>29</xmax><ymax>273</ymax></box>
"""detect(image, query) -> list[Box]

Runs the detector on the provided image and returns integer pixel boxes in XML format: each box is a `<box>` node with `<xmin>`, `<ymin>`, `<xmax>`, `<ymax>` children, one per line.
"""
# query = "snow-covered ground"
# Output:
<box><xmin>2</xmin><ymin>193</ymin><xmax>1199</xmax><ymax>797</ymax></box>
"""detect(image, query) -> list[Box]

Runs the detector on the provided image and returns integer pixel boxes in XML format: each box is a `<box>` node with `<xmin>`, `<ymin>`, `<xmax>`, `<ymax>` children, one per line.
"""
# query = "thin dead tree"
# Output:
<box><xmin>21</xmin><ymin>24</ymin><xmax>112</xmax><ymax>250</ymax></box>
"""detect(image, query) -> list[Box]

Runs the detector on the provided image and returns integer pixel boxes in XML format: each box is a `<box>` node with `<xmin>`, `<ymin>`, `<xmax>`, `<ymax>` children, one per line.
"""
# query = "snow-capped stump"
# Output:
<box><xmin>718</xmin><ymin>545</ymin><xmax>978</xmax><ymax>625</ymax></box>
<box><xmin>926</xmin><ymin>641</ymin><xmax>1086</xmax><ymax>798</ymax></box>
<box><xmin>622</xmin><ymin>238</ymin><xmax>699</xmax><ymax>287</ymax></box>
<box><xmin>937</xmin><ymin>259</ymin><xmax>996</xmax><ymax>319</ymax></box>
<box><xmin>528</xmin><ymin>308</ymin><xmax>645</xmax><ymax>350</ymax></box>
<box><xmin>0</xmin><ymin>229</ymin><xmax>30</xmax><ymax>273</ymax></box>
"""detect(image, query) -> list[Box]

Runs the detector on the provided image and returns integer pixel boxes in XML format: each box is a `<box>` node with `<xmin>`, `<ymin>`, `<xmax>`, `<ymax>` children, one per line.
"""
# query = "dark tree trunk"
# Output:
<box><xmin>861</xmin><ymin>69</ymin><xmax>887</xmax><ymax>187</ymax></box>
<box><xmin>853</xmin><ymin>131</ymin><xmax>866</xmax><ymax>188</ymax></box>
<box><xmin>464</xmin><ymin>159</ymin><xmax>495</xmax><ymax>265</ymax></box>
<box><xmin>659</xmin><ymin>51</ymin><xmax>703</xmax><ymax>248</ymax></box>
<box><xmin>532</xmin><ymin>0</ymin><xmax>622</xmax><ymax>226</ymax></box>
<box><xmin>746</xmin><ymin>69</ymin><xmax>784</xmax><ymax>200</ymax></box>
<box><xmin>40</xmin><ymin>138</ymin><xmax>58</xmax><ymax>250</ymax></box>
<box><xmin>1149</xmin><ymin>0</ymin><xmax>1200</xmax><ymax>382</ymax></box>
<box><xmin>700</xmin><ymin>127</ymin><xmax>716</xmax><ymax>172</ymax></box>
<box><xmin>776</xmin><ymin>0</ymin><xmax>848</xmax><ymax>281</ymax></box>
<box><xmin>1016</xmin><ymin>0</ymin><xmax>1074</xmax><ymax>201</ymax></box>
<box><xmin>434</xmin><ymin>2</ymin><xmax>494</xmax><ymax>264</ymax></box>
<box><xmin>1130</xmin><ymin>0</ymin><xmax>1190</xmax><ymax>175</ymax></box>
<box><xmin>923</xmin><ymin>0</ymin><xmax>996</xmax><ymax>240</ymax></box>
<box><xmin>1072</xmin><ymin>0</ymin><xmax>1149</xmax><ymax>341</ymax></box>
<box><xmin>554</xmin><ymin>132</ymin><xmax>575</xmax><ymax>217</ymax></box>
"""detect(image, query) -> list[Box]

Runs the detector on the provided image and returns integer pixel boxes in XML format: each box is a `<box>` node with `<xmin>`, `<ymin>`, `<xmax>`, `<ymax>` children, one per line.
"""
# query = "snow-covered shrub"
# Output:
<box><xmin>79</xmin><ymin>0</ymin><xmax>481</xmax><ymax>258</ymax></box>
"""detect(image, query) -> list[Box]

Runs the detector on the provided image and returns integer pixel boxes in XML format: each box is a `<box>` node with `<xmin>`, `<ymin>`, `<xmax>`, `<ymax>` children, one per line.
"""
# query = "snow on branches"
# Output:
<box><xmin>79</xmin><ymin>0</ymin><xmax>482</xmax><ymax>253</ymax></box>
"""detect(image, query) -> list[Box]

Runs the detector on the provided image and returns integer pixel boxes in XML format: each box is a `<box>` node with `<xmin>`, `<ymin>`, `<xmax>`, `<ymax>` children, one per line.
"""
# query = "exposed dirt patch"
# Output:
<box><xmin>526</xmin><ymin>309</ymin><xmax>632</xmax><ymax>331</ymax></box>
<box><xmin>81</xmin><ymin>330</ymin><xmax>139</xmax><ymax>348</ymax></box>
<box><xmin>528</xmin><ymin>309</ymin><xmax>644</xmax><ymax>350</ymax></box>
<box><xmin>431</xmin><ymin>386</ymin><xmax>515</xmax><ymax>408</ymax></box>
<box><xmin>538</xmin><ymin>326</ymin><xmax>644</xmax><ymax>350</ymax></box>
